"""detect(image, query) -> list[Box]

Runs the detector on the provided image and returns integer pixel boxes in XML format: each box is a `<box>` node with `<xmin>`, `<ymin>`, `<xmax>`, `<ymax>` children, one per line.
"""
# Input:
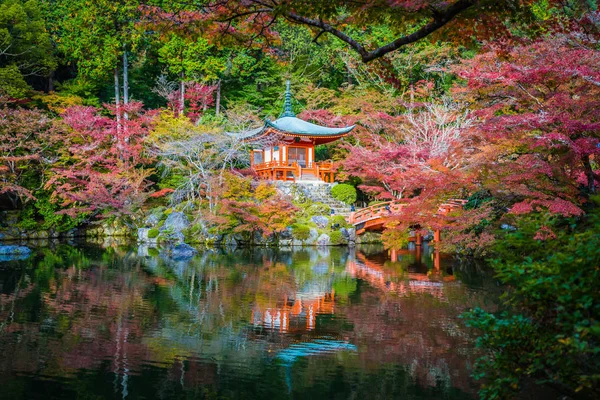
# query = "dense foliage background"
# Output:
<box><xmin>0</xmin><ymin>0</ymin><xmax>599</xmax><ymax>398</ymax></box>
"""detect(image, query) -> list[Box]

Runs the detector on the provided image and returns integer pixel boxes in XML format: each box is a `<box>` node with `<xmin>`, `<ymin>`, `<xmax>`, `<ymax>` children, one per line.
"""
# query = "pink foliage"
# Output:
<box><xmin>47</xmin><ymin>102</ymin><xmax>155</xmax><ymax>218</ymax></box>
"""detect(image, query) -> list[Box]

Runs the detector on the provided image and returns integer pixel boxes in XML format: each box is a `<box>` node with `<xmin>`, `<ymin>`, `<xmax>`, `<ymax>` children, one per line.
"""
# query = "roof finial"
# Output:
<box><xmin>280</xmin><ymin>80</ymin><xmax>295</xmax><ymax>118</ymax></box>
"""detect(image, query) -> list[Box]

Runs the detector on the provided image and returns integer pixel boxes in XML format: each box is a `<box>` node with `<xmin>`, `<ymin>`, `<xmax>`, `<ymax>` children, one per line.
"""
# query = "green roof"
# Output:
<box><xmin>266</xmin><ymin>117</ymin><xmax>355</xmax><ymax>136</ymax></box>
<box><xmin>229</xmin><ymin>80</ymin><xmax>355</xmax><ymax>139</ymax></box>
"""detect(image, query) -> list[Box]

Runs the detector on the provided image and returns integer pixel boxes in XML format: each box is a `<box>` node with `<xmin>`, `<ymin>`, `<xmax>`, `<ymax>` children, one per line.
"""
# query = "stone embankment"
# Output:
<box><xmin>1</xmin><ymin>182</ymin><xmax>382</xmax><ymax>249</ymax></box>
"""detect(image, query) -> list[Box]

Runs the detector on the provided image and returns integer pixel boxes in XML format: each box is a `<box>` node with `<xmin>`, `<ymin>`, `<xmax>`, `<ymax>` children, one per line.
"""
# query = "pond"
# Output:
<box><xmin>0</xmin><ymin>241</ymin><xmax>499</xmax><ymax>400</ymax></box>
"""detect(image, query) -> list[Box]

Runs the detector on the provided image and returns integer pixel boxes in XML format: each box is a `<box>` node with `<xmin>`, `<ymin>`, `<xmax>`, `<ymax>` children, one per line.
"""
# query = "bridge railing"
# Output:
<box><xmin>348</xmin><ymin>200</ymin><xmax>408</xmax><ymax>225</ymax></box>
<box><xmin>349</xmin><ymin>198</ymin><xmax>468</xmax><ymax>226</ymax></box>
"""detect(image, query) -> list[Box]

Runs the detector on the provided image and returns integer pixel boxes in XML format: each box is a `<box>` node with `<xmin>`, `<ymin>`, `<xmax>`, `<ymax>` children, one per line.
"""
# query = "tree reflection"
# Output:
<box><xmin>0</xmin><ymin>243</ymin><xmax>496</xmax><ymax>399</ymax></box>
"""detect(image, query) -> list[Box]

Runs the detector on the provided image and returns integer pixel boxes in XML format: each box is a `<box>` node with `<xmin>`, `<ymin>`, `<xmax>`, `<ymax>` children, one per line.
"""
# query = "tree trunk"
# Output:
<box><xmin>123</xmin><ymin>50</ymin><xmax>129</xmax><ymax>120</ymax></box>
<box><xmin>583</xmin><ymin>155</ymin><xmax>596</xmax><ymax>193</ymax></box>
<box><xmin>179</xmin><ymin>71</ymin><xmax>185</xmax><ymax>117</ymax></box>
<box><xmin>48</xmin><ymin>70</ymin><xmax>54</xmax><ymax>92</ymax></box>
<box><xmin>215</xmin><ymin>79</ymin><xmax>221</xmax><ymax>116</ymax></box>
<box><xmin>114</xmin><ymin>67</ymin><xmax>121</xmax><ymax>131</ymax></box>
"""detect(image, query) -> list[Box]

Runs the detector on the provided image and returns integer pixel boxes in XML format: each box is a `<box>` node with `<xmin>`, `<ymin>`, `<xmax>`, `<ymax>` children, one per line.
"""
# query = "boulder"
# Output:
<box><xmin>340</xmin><ymin>227</ymin><xmax>349</xmax><ymax>240</ymax></box>
<box><xmin>161</xmin><ymin>212</ymin><xmax>190</xmax><ymax>233</ymax></box>
<box><xmin>253</xmin><ymin>231</ymin><xmax>266</xmax><ymax>245</ymax></box>
<box><xmin>137</xmin><ymin>228</ymin><xmax>158</xmax><ymax>244</ymax></box>
<box><xmin>223</xmin><ymin>234</ymin><xmax>237</xmax><ymax>247</ymax></box>
<box><xmin>145</xmin><ymin>213</ymin><xmax>161</xmax><ymax>227</ymax></box>
<box><xmin>347</xmin><ymin>227</ymin><xmax>356</xmax><ymax>241</ymax></box>
<box><xmin>306</xmin><ymin>228</ymin><xmax>320</xmax><ymax>244</ymax></box>
<box><xmin>316</xmin><ymin>233</ymin><xmax>330</xmax><ymax>246</ymax></box>
<box><xmin>311</xmin><ymin>216</ymin><xmax>329</xmax><ymax>229</ymax></box>
<box><xmin>279</xmin><ymin>227</ymin><xmax>293</xmax><ymax>240</ymax></box>
<box><xmin>279</xmin><ymin>239</ymin><xmax>292</xmax><ymax>247</ymax></box>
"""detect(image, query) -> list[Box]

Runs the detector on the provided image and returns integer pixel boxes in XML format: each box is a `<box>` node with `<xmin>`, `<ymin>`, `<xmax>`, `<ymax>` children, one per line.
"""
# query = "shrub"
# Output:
<box><xmin>462</xmin><ymin>200</ymin><xmax>600</xmax><ymax>399</ymax></box>
<box><xmin>329</xmin><ymin>215</ymin><xmax>349</xmax><ymax>228</ymax></box>
<box><xmin>147</xmin><ymin>228</ymin><xmax>160</xmax><ymax>239</ymax></box>
<box><xmin>291</xmin><ymin>224</ymin><xmax>311</xmax><ymax>242</ymax></box>
<box><xmin>329</xmin><ymin>230</ymin><xmax>346</xmax><ymax>245</ymax></box>
<box><xmin>331</xmin><ymin>184</ymin><xmax>357</xmax><ymax>205</ymax></box>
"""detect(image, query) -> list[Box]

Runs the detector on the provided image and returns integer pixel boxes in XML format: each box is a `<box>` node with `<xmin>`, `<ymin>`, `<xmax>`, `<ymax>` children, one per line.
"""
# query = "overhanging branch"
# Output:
<box><xmin>284</xmin><ymin>0</ymin><xmax>475</xmax><ymax>62</ymax></box>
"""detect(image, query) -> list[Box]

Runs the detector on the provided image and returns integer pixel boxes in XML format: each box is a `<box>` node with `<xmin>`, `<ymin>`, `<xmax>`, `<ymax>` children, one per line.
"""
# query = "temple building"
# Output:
<box><xmin>239</xmin><ymin>81</ymin><xmax>355</xmax><ymax>182</ymax></box>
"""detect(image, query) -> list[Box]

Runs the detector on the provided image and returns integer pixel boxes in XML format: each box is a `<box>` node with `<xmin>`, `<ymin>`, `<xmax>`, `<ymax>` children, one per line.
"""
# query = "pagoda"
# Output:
<box><xmin>239</xmin><ymin>81</ymin><xmax>355</xmax><ymax>182</ymax></box>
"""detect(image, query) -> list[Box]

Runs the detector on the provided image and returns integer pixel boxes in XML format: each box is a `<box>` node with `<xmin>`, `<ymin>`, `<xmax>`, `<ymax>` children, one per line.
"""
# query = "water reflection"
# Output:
<box><xmin>0</xmin><ymin>242</ymin><xmax>497</xmax><ymax>400</ymax></box>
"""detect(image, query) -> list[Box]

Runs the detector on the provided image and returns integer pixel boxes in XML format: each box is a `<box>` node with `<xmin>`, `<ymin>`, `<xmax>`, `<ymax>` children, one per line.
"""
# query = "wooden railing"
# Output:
<box><xmin>348</xmin><ymin>200</ymin><xmax>408</xmax><ymax>225</ymax></box>
<box><xmin>348</xmin><ymin>198</ymin><xmax>468</xmax><ymax>226</ymax></box>
<box><xmin>253</xmin><ymin>160</ymin><xmax>336</xmax><ymax>182</ymax></box>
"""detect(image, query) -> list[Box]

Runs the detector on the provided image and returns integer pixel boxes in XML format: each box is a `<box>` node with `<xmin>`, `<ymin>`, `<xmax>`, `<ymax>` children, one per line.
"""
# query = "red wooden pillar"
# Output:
<box><xmin>434</xmin><ymin>250</ymin><xmax>441</xmax><ymax>271</ymax></box>
<box><xmin>390</xmin><ymin>249</ymin><xmax>397</xmax><ymax>262</ymax></box>
<box><xmin>434</xmin><ymin>229</ymin><xmax>441</xmax><ymax>243</ymax></box>
<box><xmin>416</xmin><ymin>233</ymin><xmax>422</xmax><ymax>246</ymax></box>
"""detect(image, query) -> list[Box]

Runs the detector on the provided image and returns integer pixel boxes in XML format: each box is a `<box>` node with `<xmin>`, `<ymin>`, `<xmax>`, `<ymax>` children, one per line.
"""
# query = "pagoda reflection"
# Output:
<box><xmin>251</xmin><ymin>291</ymin><xmax>336</xmax><ymax>333</ymax></box>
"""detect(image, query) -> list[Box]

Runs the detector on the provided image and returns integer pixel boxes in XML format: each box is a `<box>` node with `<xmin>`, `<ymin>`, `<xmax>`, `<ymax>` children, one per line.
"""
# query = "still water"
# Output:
<box><xmin>0</xmin><ymin>242</ymin><xmax>498</xmax><ymax>400</ymax></box>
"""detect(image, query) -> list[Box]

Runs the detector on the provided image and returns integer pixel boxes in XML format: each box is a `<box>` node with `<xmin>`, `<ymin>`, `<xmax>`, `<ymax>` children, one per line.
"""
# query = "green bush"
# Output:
<box><xmin>18</xmin><ymin>193</ymin><xmax>87</xmax><ymax>232</ymax></box>
<box><xmin>329</xmin><ymin>230</ymin><xmax>346</xmax><ymax>245</ymax></box>
<box><xmin>331</xmin><ymin>184</ymin><xmax>357</xmax><ymax>205</ymax></box>
<box><xmin>291</xmin><ymin>224</ymin><xmax>311</xmax><ymax>242</ymax></box>
<box><xmin>329</xmin><ymin>215</ymin><xmax>349</xmax><ymax>228</ymax></box>
<box><xmin>147</xmin><ymin>228</ymin><xmax>160</xmax><ymax>239</ymax></box>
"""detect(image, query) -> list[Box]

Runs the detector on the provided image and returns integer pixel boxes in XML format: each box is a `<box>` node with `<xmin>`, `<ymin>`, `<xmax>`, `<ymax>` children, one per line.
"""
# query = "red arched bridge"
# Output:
<box><xmin>347</xmin><ymin>199</ymin><xmax>468</xmax><ymax>240</ymax></box>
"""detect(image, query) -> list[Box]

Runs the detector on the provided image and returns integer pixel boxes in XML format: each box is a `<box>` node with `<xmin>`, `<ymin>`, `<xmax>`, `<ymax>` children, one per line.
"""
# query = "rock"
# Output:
<box><xmin>137</xmin><ymin>228</ymin><xmax>158</xmax><ymax>244</ymax></box>
<box><xmin>311</xmin><ymin>216</ymin><xmax>329</xmax><ymax>229</ymax></box>
<box><xmin>305</xmin><ymin>228</ymin><xmax>320</xmax><ymax>245</ymax></box>
<box><xmin>292</xmin><ymin>239</ymin><xmax>305</xmax><ymax>246</ymax></box>
<box><xmin>223</xmin><ymin>234</ymin><xmax>237</xmax><ymax>247</ymax></box>
<box><xmin>161</xmin><ymin>212</ymin><xmax>190</xmax><ymax>233</ymax></box>
<box><xmin>279</xmin><ymin>239</ymin><xmax>292</xmax><ymax>247</ymax></box>
<box><xmin>340</xmin><ymin>227</ymin><xmax>349</xmax><ymax>240</ymax></box>
<box><xmin>205</xmin><ymin>234</ymin><xmax>224</xmax><ymax>246</ymax></box>
<box><xmin>167</xmin><ymin>243</ymin><xmax>198</xmax><ymax>260</ymax></box>
<box><xmin>0</xmin><ymin>245</ymin><xmax>31</xmax><ymax>255</ymax></box>
<box><xmin>316</xmin><ymin>233</ymin><xmax>330</xmax><ymax>246</ymax></box>
<box><xmin>501</xmin><ymin>224</ymin><xmax>517</xmax><ymax>231</ymax></box>
<box><xmin>253</xmin><ymin>231</ymin><xmax>266</xmax><ymax>245</ymax></box>
<box><xmin>145</xmin><ymin>213</ymin><xmax>161</xmax><ymax>227</ymax></box>
<box><xmin>347</xmin><ymin>227</ymin><xmax>356</xmax><ymax>241</ymax></box>
<box><xmin>279</xmin><ymin>227</ymin><xmax>293</xmax><ymax>240</ymax></box>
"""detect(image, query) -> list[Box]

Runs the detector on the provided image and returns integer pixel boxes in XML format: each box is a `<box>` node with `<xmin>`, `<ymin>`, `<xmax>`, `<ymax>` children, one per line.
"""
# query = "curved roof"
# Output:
<box><xmin>228</xmin><ymin>81</ymin><xmax>355</xmax><ymax>141</ymax></box>
<box><xmin>266</xmin><ymin>117</ymin><xmax>355</xmax><ymax>136</ymax></box>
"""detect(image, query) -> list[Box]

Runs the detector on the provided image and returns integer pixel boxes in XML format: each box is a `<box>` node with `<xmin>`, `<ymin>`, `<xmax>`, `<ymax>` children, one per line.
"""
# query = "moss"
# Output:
<box><xmin>147</xmin><ymin>228</ymin><xmax>160</xmax><ymax>239</ymax></box>
<box><xmin>291</xmin><ymin>224</ymin><xmax>311</xmax><ymax>242</ymax></box>
<box><xmin>148</xmin><ymin>248</ymin><xmax>160</xmax><ymax>257</ymax></box>
<box><xmin>329</xmin><ymin>230</ymin><xmax>346</xmax><ymax>245</ymax></box>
